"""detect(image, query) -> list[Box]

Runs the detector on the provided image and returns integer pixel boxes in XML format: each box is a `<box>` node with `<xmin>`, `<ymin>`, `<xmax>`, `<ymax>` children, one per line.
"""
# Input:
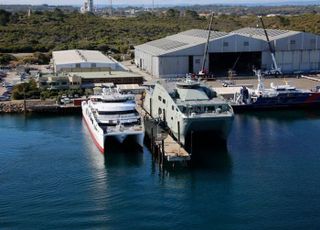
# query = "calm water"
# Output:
<box><xmin>1</xmin><ymin>111</ymin><xmax>320</xmax><ymax>229</ymax></box>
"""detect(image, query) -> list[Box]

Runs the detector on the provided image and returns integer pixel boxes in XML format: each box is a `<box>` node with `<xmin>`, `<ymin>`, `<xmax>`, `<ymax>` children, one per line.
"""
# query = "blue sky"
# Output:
<box><xmin>0</xmin><ymin>0</ymin><xmax>313</xmax><ymax>6</ymax></box>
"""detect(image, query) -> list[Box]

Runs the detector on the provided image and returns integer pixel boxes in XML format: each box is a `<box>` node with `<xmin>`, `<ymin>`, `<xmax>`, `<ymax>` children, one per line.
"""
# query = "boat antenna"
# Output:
<box><xmin>201</xmin><ymin>12</ymin><xmax>214</xmax><ymax>74</ymax></box>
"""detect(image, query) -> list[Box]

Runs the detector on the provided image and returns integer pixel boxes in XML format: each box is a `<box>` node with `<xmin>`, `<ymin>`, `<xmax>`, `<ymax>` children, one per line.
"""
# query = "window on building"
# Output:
<box><xmin>290</xmin><ymin>40</ymin><xmax>296</xmax><ymax>45</ymax></box>
<box><xmin>195</xmin><ymin>59</ymin><xmax>201</xmax><ymax>64</ymax></box>
<box><xmin>76</xmin><ymin>63</ymin><xmax>81</xmax><ymax>68</ymax></box>
<box><xmin>163</xmin><ymin>99</ymin><xmax>166</xmax><ymax>104</ymax></box>
<box><xmin>158</xmin><ymin>96</ymin><xmax>162</xmax><ymax>101</ymax></box>
<box><xmin>244</xmin><ymin>41</ymin><xmax>249</xmax><ymax>46</ymax></box>
<box><xmin>310</xmin><ymin>39</ymin><xmax>316</xmax><ymax>46</ymax></box>
<box><xmin>91</xmin><ymin>63</ymin><xmax>96</xmax><ymax>68</ymax></box>
<box><xmin>223</xmin><ymin>42</ymin><xmax>229</xmax><ymax>47</ymax></box>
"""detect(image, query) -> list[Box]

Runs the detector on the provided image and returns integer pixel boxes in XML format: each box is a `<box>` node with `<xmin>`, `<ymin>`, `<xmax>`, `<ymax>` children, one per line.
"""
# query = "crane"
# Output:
<box><xmin>199</xmin><ymin>12</ymin><xmax>214</xmax><ymax>76</ymax></box>
<box><xmin>258</xmin><ymin>16</ymin><xmax>282</xmax><ymax>76</ymax></box>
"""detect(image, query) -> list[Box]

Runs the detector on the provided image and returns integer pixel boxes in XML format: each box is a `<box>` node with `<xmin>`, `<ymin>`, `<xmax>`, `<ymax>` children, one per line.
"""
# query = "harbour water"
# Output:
<box><xmin>1</xmin><ymin>111</ymin><xmax>320</xmax><ymax>229</ymax></box>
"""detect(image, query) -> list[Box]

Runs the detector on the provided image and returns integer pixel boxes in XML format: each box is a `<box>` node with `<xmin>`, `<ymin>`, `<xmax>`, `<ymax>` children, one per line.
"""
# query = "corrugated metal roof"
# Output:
<box><xmin>146</xmin><ymin>39</ymin><xmax>188</xmax><ymax>51</ymax></box>
<box><xmin>179</xmin><ymin>29</ymin><xmax>228</xmax><ymax>40</ymax></box>
<box><xmin>135</xmin><ymin>29</ymin><xmax>228</xmax><ymax>56</ymax></box>
<box><xmin>135</xmin><ymin>28</ymin><xmax>305</xmax><ymax>56</ymax></box>
<box><xmin>231</xmin><ymin>27</ymin><xmax>301</xmax><ymax>40</ymax></box>
<box><xmin>52</xmin><ymin>50</ymin><xmax>115</xmax><ymax>65</ymax></box>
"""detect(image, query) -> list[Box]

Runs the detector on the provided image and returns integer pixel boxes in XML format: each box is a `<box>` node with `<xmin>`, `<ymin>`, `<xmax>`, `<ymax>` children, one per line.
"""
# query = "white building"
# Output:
<box><xmin>52</xmin><ymin>50</ymin><xmax>118</xmax><ymax>73</ymax></box>
<box><xmin>135</xmin><ymin>28</ymin><xmax>320</xmax><ymax>78</ymax></box>
<box><xmin>80</xmin><ymin>0</ymin><xmax>94</xmax><ymax>13</ymax></box>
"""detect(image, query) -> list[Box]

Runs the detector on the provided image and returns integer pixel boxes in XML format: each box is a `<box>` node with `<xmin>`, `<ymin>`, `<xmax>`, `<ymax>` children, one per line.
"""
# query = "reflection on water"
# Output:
<box><xmin>244</xmin><ymin>109</ymin><xmax>320</xmax><ymax>122</ymax></box>
<box><xmin>3</xmin><ymin>114</ymin><xmax>320</xmax><ymax>229</ymax></box>
<box><xmin>104</xmin><ymin>144</ymin><xmax>144</xmax><ymax>168</ymax></box>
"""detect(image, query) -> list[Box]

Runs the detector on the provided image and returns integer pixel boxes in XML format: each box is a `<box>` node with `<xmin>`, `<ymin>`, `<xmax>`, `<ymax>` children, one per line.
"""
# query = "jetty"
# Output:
<box><xmin>136</xmin><ymin>96</ymin><xmax>191</xmax><ymax>166</ymax></box>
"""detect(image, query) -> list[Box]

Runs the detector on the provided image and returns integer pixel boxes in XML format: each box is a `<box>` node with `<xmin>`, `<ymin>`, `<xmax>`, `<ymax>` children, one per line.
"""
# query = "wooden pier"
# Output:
<box><xmin>162</xmin><ymin>135</ymin><xmax>190</xmax><ymax>162</ymax></box>
<box><xmin>136</xmin><ymin>97</ymin><xmax>191</xmax><ymax>166</ymax></box>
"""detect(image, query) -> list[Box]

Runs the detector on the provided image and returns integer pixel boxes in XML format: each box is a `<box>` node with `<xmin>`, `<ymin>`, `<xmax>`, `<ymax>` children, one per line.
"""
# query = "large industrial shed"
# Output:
<box><xmin>52</xmin><ymin>50</ymin><xmax>118</xmax><ymax>73</ymax></box>
<box><xmin>135</xmin><ymin>28</ymin><xmax>320</xmax><ymax>78</ymax></box>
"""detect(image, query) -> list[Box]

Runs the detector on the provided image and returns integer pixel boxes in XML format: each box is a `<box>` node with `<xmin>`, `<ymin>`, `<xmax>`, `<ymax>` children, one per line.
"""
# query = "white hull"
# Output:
<box><xmin>82</xmin><ymin>102</ymin><xmax>144</xmax><ymax>153</ymax></box>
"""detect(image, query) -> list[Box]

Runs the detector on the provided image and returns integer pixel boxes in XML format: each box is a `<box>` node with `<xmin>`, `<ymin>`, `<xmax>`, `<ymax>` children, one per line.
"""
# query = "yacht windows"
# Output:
<box><xmin>98</xmin><ymin>110</ymin><xmax>137</xmax><ymax>115</ymax></box>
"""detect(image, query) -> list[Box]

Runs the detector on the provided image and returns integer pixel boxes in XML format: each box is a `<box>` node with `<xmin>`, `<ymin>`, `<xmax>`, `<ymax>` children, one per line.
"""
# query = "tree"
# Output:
<box><xmin>0</xmin><ymin>53</ymin><xmax>16</xmax><ymax>65</ymax></box>
<box><xmin>0</xmin><ymin>10</ymin><xmax>11</xmax><ymax>26</ymax></box>
<box><xmin>33</xmin><ymin>52</ymin><xmax>50</xmax><ymax>64</ymax></box>
<box><xmin>166</xmin><ymin>9</ymin><xmax>180</xmax><ymax>18</ymax></box>
<box><xmin>185</xmin><ymin>10</ymin><xmax>199</xmax><ymax>20</ymax></box>
<box><xmin>11</xmin><ymin>79</ymin><xmax>40</xmax><ymax>100</ymax></box>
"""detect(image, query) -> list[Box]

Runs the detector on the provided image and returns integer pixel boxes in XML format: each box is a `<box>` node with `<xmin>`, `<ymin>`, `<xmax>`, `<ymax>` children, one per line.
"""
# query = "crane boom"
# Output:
<box><xmin>200</xmin><ymin>12</ymin><xmax>214</xmax><ymax>74</ymax></box>
<box><xmin>258</xmin><ymin>16</ymin><xmax>281</xmax><ymax>74</ymax></box>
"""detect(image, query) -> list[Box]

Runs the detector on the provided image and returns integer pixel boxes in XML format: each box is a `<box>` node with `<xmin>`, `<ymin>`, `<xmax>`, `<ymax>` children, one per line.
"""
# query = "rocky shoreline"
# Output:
<box><xmin>0</xmin><ymin>101</ymin><xmax>25</xmax><ymax>113</ymax></box>
<box><xmin>0</xmin><ymin>100</ymin><xmax>81</xmax><ymax>114</ymax></box>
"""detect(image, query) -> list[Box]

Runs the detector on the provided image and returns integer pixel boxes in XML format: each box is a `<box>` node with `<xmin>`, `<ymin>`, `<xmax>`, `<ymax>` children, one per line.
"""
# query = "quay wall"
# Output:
<box><xmin>0</xmin><ymin>100</ymin><xmax>81</xmax><ymax>114</ymax></box>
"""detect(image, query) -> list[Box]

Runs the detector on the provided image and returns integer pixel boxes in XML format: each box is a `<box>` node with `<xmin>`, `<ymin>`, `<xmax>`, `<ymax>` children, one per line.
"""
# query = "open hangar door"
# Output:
<box><xmin>209</xmin><ymin>52</ymin><xmax>262</xmax><ymax>76</ymax></box>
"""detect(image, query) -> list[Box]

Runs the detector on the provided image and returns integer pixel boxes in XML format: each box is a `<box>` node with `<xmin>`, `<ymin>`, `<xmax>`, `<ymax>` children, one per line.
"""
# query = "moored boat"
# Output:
<box><xmin>231</xmin><ymin>70</ymin><xmax>320</xmax><ymax>112</ymax></box>
<box><xmin>82</xmin><ymin>86</ymin><xmax>144</xmax><ymax>153</ymax></box>
<box><xmin>143</xmin><ymin>76</ymin><xmax>234</xmax><ymax>150</ymax></box>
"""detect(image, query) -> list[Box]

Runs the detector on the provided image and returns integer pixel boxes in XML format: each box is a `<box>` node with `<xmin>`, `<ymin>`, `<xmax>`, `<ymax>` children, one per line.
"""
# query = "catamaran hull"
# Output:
<box><xmin>82</xmin><ymin>103</ymin><xmax>144</xmax><ymax>154</ymax></box>
<box><xmin>174</xmin><ymin>116</ymin><xmax>234</xmax><ymax>147</ymax></box>
<box><xmin>108</xmin><ymin>132</ymin><xmax>144</xmax><ymax>148</ymax></box>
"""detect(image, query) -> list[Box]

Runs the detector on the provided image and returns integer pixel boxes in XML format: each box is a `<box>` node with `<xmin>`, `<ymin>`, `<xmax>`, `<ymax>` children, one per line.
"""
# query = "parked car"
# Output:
<box><xmin>0</xmin><ymin>95</ymin><xmax>10</xmax><ymax>101</ymax></box>
<box><xmin>61</xmin><ymin>97</ymin><xmax>71</xmax><ymax>104</ymax></box>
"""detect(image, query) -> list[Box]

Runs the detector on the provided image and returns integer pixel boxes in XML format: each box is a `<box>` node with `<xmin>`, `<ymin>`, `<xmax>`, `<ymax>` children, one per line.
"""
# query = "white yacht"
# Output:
<box><xmin>143</xmin><ymin>77</ymin><xmax>234</xmax><ymax>149</ymax></box>
<box><xmin>82</xmin><ymin>87</ymin><xmax>144</xmax><ymax>153</ymax></box>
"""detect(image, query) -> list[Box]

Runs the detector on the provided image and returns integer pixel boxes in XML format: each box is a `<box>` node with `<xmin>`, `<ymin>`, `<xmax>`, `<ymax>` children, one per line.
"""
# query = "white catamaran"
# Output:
<box><xmin>82</xmin><ymin>87</ymin><xmax>144</xmax><ymax>153</ymax></box>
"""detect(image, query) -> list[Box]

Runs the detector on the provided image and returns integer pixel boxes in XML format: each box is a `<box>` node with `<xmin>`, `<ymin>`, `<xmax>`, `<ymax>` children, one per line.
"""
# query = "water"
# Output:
<box><xmin>1</xmin><ymin>111</ymin><xmax>320</xmax><ymax>229</ymax></box>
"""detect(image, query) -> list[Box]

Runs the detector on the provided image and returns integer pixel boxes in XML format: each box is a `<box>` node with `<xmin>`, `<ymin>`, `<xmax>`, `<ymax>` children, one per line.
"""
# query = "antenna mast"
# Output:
<box><xmin>109</xmin><ymin>0</ymin><xmax>113</xmax><ymax>16</ymax></box>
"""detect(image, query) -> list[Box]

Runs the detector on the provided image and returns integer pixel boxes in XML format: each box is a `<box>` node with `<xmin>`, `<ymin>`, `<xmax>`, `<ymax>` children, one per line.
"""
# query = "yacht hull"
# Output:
<box><xmin>82</xmin><ymin>102</ymin><xmax>144</xmax><ymax>154</ymax></box>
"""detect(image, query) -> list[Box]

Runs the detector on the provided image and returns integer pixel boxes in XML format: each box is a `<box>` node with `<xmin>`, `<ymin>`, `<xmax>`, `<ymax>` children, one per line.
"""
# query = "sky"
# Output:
<box><xmin>0</xmin><ymin>0</ymin><xmax>315</xmax><ymax>6</ymax></box>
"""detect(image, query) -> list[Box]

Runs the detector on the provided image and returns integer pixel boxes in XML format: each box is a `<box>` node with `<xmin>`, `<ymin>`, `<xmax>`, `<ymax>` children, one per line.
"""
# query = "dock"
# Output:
<box><xmin>162</xmin><ymin>135</ymin><xmax>190</xmax><ymax>162</ymax></box>
<box><xmin>136</xmin><ymin>97</ymin><xmax>191</xmax><ymax>166</ymax></box>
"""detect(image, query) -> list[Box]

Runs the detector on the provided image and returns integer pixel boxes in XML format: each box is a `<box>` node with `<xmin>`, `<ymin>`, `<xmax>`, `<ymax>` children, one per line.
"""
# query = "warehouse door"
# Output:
<box><xmin>188</xmin><ymin>56</ymin><xmax>194</xmax><ymax>73</ymax></box>
<box><xmin>209</xmin><ymin>52</ymin><xmax>262</xmax><ymax>76</ymax></box>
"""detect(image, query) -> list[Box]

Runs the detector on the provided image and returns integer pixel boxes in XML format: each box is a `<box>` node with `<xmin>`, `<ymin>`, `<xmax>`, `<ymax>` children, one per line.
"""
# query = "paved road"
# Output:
<box><xmin>121</xmin><ymin>61</ymin><xmax>154</xmax><ymax>82</ymax></box>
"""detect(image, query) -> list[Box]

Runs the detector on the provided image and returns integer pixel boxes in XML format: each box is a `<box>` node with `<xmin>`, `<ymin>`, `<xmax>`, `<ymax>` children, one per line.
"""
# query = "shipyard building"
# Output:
<box><xmin>49</xmin><ymin>50</ymin><xmax>143</xmax><ymax>88</ymax></box>
<box><xmin>135</xmin><ymin>28</ymin><xmax>320</xmax><ymax>78</ymax></box>
<box><xmin>52</xmin><ymin>50</ymin><xmax>120</xmax><ymax>73</ymax></box>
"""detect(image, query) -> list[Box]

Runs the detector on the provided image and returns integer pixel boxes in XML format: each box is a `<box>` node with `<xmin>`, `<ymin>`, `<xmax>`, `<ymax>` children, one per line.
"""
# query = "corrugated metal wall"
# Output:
<box><xmin>135</xmin><ymin>32</ymin><xmax>320</xmax><ymax>77</ymax></box>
